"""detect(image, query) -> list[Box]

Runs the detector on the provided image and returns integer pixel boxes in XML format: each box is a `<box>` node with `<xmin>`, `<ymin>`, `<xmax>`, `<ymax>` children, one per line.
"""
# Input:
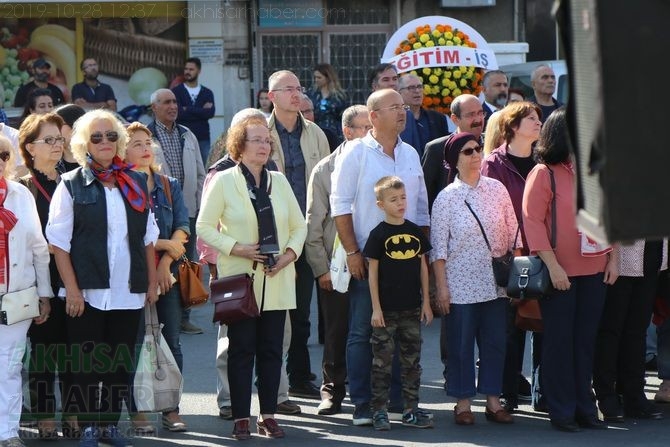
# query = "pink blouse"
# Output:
<box><xmin>522</xmin><ymin>163</ymin><xmax>607</xmax><ymax>277</ymax></box>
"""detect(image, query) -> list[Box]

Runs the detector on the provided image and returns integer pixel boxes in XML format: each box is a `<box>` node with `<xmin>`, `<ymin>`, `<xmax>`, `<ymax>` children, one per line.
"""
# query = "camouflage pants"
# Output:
<box><xmin>370</xmin><ymin>308</ymin><xmax>422</xmax><ymax>411</ymax></box>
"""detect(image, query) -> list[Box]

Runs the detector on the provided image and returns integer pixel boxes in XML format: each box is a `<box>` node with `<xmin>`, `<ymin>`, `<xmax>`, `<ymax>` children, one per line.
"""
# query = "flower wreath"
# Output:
<box><xmin>395</xmin><ymin>24</ymin><xmax>484</xmax><ymax>115</ymax></box>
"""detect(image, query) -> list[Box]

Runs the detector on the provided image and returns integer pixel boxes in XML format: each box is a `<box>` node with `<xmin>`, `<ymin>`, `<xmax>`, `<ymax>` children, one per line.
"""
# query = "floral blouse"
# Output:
<box><xmin>430</xmin><ymin>175</ymin><xmax>520</xmax><ymax>304</ymax></box>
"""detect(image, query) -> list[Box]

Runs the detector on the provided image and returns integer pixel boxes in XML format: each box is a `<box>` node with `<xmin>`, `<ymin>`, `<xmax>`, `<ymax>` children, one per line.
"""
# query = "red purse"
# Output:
<box><xmin>211</xmin><ymin>264</ymin><xmax>265</xmax><ymax>325</ymax></box>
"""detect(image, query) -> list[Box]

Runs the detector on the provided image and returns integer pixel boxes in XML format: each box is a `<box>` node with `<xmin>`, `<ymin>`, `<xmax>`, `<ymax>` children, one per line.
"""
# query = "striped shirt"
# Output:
<box><xmin>154</xmin><ymin>120</ymin><xmax>185</xmax><ymax>186</ymax></box>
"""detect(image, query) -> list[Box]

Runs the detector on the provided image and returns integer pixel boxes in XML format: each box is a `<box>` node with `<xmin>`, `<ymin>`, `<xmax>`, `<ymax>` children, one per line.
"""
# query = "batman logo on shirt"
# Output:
<box><xmin>384</xmin><ymin>234</ymin><xmax>421</xmax><ymax>260</ymax></box>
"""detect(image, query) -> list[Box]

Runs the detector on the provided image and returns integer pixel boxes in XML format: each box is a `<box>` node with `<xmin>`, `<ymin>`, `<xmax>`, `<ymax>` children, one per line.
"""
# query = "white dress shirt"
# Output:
<box><xmin>46</xmin><ymin>182</ymin><xmax>159</xmax><ymax>310</ymax></box>
<box><xmin>330</xmin><ymin>132</ymin><xmax>429</xmax><ymax>251</ymax></box>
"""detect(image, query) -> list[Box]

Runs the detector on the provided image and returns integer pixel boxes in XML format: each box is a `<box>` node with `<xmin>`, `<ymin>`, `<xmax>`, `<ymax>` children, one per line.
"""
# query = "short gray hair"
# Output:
<box><xmin>450</xmin><ymin>94</ymin><xmax>479</xmax><ymax>118</ymax></box>
<box><xmin>398</xmin><ymin>73</ymin><xmax>422</xmax><ymax>90</ymax></box>
<box><xmin>150</xmin><ymin>88</ymin><xmax>173</xmax><ymax>104</ymax></box>
<box><xmin>341</xmin><ymin>105</ymin><xmax>368</xmax><ymax>129</ymax></box>
<box><xmin>230</xmin><ymin>108</ymin><xmax>266</xmax><ymax>127</ymax></box>
<box><xmin>482</xmin><ymin>70</ymin><xmax>507</xmax><ymax>88</ymax></box>
<box><xmin>530</xmin><ymin>64</ymin><xmax>552</xmax><ymax>83</ymax></box>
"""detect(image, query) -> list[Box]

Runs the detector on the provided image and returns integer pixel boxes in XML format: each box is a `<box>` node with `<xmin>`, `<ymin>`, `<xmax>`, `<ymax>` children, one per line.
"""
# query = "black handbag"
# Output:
<box><xmin>465</xmin><ymin>200</ymin><xmax>517</xmax><ymax>287</ymax></box>
<box><xmin>506</xmin><ymin>167</ymin><xmax>556</xmax><ymax>300</ymax></box>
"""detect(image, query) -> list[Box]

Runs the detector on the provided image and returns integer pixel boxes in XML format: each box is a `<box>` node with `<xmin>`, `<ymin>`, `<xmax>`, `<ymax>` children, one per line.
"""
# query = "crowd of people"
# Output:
<box><xmin>0</xmin><ymin>54</ymin><xmax>668</xmax><ymax>447</ymax></box>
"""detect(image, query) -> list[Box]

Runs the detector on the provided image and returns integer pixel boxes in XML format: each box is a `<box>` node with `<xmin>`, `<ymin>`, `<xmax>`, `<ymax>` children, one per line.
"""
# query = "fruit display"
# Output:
<box><xmin>1</xmin><ymin>23</ymin><xmax>75</xmax><ymax>105</ymax></box>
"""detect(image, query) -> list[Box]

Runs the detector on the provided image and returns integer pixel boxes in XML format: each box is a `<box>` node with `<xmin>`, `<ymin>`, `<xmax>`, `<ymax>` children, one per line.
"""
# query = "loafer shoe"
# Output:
<box><xmin>317</xmin><ymin>399</ymin><xmax>342</xmax><ymax>415</ymax></box>
<box><xmin>257</xmin><ymin>418</ymin><xmax>285</xmax><ymax>438</ymax></box>
<box><xmin>550</xmin><ymin>419</ymin><xmax>581</xmax><ymax>433</ymax></box>
<box><xmin>289</xmin><ymin>382</ymin><xmax>320</xmax><ymax>399</ymax></box>
<box><xmin>575</xmin><ymin>414</ymin><xmax>608</xmax><ymax>429</ymax></box>
<box><xmin>219</xmin><ymin>406</ymin><xmax>233</xmax><ymax>420</ymax></box>
<box><xmin>232</xmin><ymin>419</ymin><xmax>250</xmax><ymax>440</ymax></box>
<box><xmin>162</xmin><ymin>413</ymin><xmax>188</xmax><ymax>432</ymax></box>
<box><xmin>599</xmin><ymin>395</ymin><xmax>624</xmax><ymax>423</ymax></box>
<box><xmin>276</xmin><ymin>400</ymin><xmax>301</xmax><ymax>415</ymax></box>
<box><xmin>180</xmin><ymin>321</ymin><xmax>203</xmax><ymax>334</ymax></box>
<box><xmin>485</xmin><ymin>407</ymin><xmax>514</xmax><ymax>424</ymax></box>
<box><xmin>453</xmin><ymin>406</ymin><xmax>475</xmax><ymax>425</ymax></box>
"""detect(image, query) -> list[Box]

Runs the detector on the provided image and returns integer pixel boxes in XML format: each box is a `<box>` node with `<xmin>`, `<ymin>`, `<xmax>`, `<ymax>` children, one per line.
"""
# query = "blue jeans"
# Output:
<box><xmin>156</xmin><ymin>286</ymin><xmax>184</xmax><ymax>372</ymax></box>
<box><xmin>445</xmin><ymin>298</ymin><xmax>507</xmax><ymax>399</ymax></box>
<box><xmin>539</xmin><ymin>273</ymin><xmax>606</xmax><ymax>421</ymax></box>
<box><xmin>198</xmin><ymin>139</ymin><xmax>211</xmax><ymax>167</ymax></box>
<box><xmin>346</xmin><ymin>279</ymin><xmax>401</xmax><ymax>407</ymax></box>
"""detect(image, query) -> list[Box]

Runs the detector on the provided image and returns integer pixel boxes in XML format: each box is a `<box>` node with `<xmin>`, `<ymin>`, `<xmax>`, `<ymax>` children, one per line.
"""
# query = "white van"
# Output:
<box><xmin>500</xmin><ymin>60</ymin><xmax>568</xmax><ymax>104</ymax></box>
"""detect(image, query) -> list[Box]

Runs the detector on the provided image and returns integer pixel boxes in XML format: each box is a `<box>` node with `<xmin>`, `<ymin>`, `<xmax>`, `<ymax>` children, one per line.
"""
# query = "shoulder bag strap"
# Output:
<box><xmin>465</xmin><ymin>200</ymin><xmax>492</xmax><ymax>251</ymax></box>
<box><xmin>547</xmin><ymin>167</ymin><xmax>557</xmax><ymax>249</ymax></box>
<box><xmin>159</xmin><ymin>174</ymin><xmax>172</xmax><ymax>205</ymax></box>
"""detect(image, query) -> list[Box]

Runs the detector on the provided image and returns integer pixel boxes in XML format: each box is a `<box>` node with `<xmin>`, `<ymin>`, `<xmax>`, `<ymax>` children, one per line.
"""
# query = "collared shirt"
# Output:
<box><xmin>430</xmin><ymin>175</ymin><xmax>519</xmax><ymax>304</ymax></box>
<box><xmin>71</xmin><ymin>81</ymin><xmax>116</xmax><ymax>103</ymax></box>
<box><xmin>47</xmin><ymin>184</ymin><xmax>159</xmax><ymax>310</ymax></box>
<box><xmin>331</xmin><ymin>132</ymin><xmax>430</xmax><ymax>251</ymax></box>
<box><xmin>484</xmin><ymin>100</ymin><xmax>500</xmax><ymax>113</ymax></box>
<box><xmin>154</xmin><ymin>120</ymin><xmax>185</xmax><ymax>186</ymax></box>
<box><xmin>275</xmin><ymin>118</ymin><xmax>307</xmax><ymax>215</ymax></box>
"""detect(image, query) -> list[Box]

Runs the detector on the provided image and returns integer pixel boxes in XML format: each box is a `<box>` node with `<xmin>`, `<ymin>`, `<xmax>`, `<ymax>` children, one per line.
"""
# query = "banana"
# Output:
<box><xmin>28</xmin><ymin>35</ymin><xmax>77</xmax><ymax>87</ymax></box>
<box><xmin>31</xmin><ymin>24</ymin><xmax>75</xmax><ymax>50</ymax></box>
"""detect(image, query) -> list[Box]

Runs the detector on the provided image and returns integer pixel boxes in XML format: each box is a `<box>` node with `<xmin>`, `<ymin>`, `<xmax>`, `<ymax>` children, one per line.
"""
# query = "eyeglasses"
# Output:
<box><xmin>246</xmin><ymin>138</ymin><xmax>273</xmax><ymax>146</ymax></box>
<box><xmin>90</xmin><ymin>131</ymin><xmax>119</xmax><ymax>144</ymax></box>
<box><xmin>374</xmin><ymin>104</ymin><xmax>410</xmax><ymax>113</ymax></box>
<box><xmin>272</xmin><ymin>86</ymin><xmax>305</xmax><ymax>94</ymax></box>
<box><xmin>0</xmin><ymin>152</ymin><xmax>10</xmax><ymax>162</ymax></box>
<box><xmin>460</xmin><ymin>145</ymin><xmax>483</xmax><ymax>156</ymax></box>
<box><xmin>33</xmin><ymin>136</ymin><xmax>66</xmax><ymax>146</ymax></box>
<box><xmin>461</xmin><ymin>110</ymin><xmax>485</xmax><ymax>120</ymax></box>
<box><xmin>399</xmin><ymin>85</ymin><xmax>423</xmax><ymax>92</ymax></box>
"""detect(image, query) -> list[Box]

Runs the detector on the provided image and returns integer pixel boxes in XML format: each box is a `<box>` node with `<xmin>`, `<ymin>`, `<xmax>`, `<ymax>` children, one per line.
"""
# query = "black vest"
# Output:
<box><xmin>62</xmin><ymin>167</ymin><xmax>150</xmax><ymax>293</ymax></box>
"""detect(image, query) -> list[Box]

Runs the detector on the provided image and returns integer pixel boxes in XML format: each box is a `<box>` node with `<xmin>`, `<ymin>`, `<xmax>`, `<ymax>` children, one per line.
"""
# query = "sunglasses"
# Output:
<box><xmin>90</xmin><ymin>131</ymin><xmax>119</xmax><ymax>144</ymax></box>
<box><xmin>460</xmin><ymin>145</ymin><xmax>483</xmax><ymax>156</ymax></box>
<box><xmin>0</xmin><ymin>152</ymin><xmax>10</xmax><ymax>162</ymax></box>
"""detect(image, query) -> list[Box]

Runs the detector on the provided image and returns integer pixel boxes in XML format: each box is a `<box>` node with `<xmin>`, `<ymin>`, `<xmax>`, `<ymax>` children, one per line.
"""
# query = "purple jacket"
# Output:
<box><xmin>481</xmin><ymin>143</ymin><xmax>535</xmax><ymax>254</ymax></box>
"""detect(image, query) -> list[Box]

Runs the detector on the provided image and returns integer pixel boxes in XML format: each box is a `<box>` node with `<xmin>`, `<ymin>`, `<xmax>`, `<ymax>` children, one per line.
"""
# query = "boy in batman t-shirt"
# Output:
<box><xmin>363</xmin><ymin>176</ymin><xmax>433</xmax><ymax>431</ymax></box>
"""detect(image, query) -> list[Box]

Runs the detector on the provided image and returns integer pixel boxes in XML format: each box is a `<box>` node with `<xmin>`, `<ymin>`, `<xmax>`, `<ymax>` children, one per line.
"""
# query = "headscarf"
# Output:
<box><xmin>88</xmin><ymin>154</ymin><xmax>147</xmax><ymax>213</ymax></box>
<box><xmin>444</xmin><ymin>132</ymin><xmax>478</xmax><ymax>184</ymax></box>
<box><xmin>0</xmin><ymin>177</ymin><xmax>18</xmax><ymax>287</ymax></box>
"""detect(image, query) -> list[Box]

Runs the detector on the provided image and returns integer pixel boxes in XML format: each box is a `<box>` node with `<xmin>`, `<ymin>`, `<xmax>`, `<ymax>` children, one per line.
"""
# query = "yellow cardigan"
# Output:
<box><xmin>196</xmin><ymin>166</ymin><xmax>307</xmax><ymax>311</ymax></box>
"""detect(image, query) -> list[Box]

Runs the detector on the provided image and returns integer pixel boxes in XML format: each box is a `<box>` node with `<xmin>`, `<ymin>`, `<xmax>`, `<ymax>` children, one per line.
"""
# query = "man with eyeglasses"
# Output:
<box><xmin>267</xmin><ymin>70</ymin><xmax>330</xmax><ymax>400</ymax></box>
<box><xmin>398</xmin><ymin>74</ymin><xmax>449</xmax><ymax>158</ymax></box>
<box><xmin>71</xmin><ymin>58</ymin><xmax>117</xmax><ymax>111</ymax></box>
<box><xmin>331</xmin><ymin>89</ymin><xmax>429</xmax><ymax>426</ymax></box>
<box><xmin>149</xmin><ymin>88</ymin><xmax>206</xmax><ymax>335</ymax></box>
<box><xmin>305</xmin><ymin>104</ymin><xmax>370</xmax><ymax>415</ymax></box>
<box><xmin>420</xmin><ymin>93</ymin><xmax>485</xmax><ymax>389</ymax></box>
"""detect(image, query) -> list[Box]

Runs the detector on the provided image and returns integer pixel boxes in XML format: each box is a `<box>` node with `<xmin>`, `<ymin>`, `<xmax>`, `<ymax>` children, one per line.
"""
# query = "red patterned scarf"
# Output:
<box><xmin>88</xmin><ymin>155</ymin><xmax>147</xmax><ymax>213</ymax></box>
<box><xmin>0</xmin><ymin>178</ymin><xmax>18</xmax><ymax>286</ymax></box>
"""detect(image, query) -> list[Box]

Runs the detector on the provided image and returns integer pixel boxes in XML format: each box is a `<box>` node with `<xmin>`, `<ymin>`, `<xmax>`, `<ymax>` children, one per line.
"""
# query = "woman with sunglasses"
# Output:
<box><xmin>0</xmin><ymin>133</ymin><xmax>52</xmax><ymax>447</ymax></box>
<box><xmin>430</xmin><ymin>132</ymin><xmax>519</xmax><ymax>426</ymax></box>
<box><xmin>17</xmin><ymin>112</ymin><xmax>83</xmax><ymax>439</ymax></box>
<box><xmin>124</xmin><ymin>121</ymin><xmax>190</xmax><ymax>433</ymax></box>
<box><xmin>46</xmin><ymin>110</ymin><xmax>159</xmax><ymax>447</ymax></box>
<box><xmin>307</xmin><ymin>63</ymin><xmax>348</xmax><ymax>144</ymax></box>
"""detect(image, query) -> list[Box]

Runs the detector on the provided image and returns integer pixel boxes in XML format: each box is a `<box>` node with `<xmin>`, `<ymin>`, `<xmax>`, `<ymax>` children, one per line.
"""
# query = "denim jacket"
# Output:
<box><xmin>151</xmin><ymin>171</ymin><xmax>190</xmax><ymax>241</ymax></box>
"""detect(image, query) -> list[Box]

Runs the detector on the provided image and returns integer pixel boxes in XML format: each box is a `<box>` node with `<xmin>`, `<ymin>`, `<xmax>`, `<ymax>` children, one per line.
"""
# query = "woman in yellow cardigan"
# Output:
<box><xmin>196</xmin><ymin>116</ymin><xmax>307</xmax><ymax>440</ymax></box>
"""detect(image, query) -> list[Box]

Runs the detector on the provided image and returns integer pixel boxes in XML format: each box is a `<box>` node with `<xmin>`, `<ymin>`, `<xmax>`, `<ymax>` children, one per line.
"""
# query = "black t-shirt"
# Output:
<box><xmin>363</xmin><ymin>219</ymin><xmax>432</xmax><ymax>312</ymax></box>
<box><xmin>506</xmin><ymin>152</ymin><xmax>536</xmax><ymax>179</ymax></box>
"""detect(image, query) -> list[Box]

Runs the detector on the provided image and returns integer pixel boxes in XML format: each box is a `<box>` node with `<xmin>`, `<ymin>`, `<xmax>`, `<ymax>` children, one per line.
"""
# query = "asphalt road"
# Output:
<box><xmin>20</xmin><ymin>294</ymin><xmax>670</xmax><ymax>446</ymax></box>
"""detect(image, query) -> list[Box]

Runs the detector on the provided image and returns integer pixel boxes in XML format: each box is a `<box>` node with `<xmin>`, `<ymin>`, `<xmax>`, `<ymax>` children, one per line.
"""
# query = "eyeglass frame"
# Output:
<box><xmin>373</xmin><ymin>104</ymin><xmax>410</xmax><ymax>113</ymax></box>
<box><xmin>90</xmin><ymin>131</ymin><xmax>119</xmax><ymax>144</ymax></box>
<box><xmin>399</xmin><ymin>84</ymin><xmax>423</xmax><ymax>92</ymax></box>
<box><xmin>460</xmin><ymin>145</ymin><xmax>483</xmax><ymax>156</ymax></box>
<box><xmin>32</xmin><ymin>136</ymin><xmax>66</xmax><ymax>146</ymax></box>
<box><xmin>271</xmin><ymin>86</ymin><xmax>306</xmax><ymax>94</ymax></box>
<box><xmin>245</xmin><ymin>138</ymin><xmax>273</xmax><ymax>146</ymax></box>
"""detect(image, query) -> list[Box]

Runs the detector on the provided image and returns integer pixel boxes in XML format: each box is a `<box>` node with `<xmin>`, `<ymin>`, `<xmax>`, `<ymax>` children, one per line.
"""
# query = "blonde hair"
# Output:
<box><xmin>0</xmin><ymin>135</ymin><xmax>16</xmax><ymax>179</ymax></box>
<box><xmin>483</xmin><ymin>111</ymin><xmax>505</xmax><ymax>156</ymax></box>
<box><xmin>70</xmin><ymin>110</ymin><xmax>128</xmax><ymax>166</ymax></box>
<box><xmin>125</xmin><ymin>121</ymin><xmax>161</xmax><ymax>172</ymax></box>
<box><xmin>374</xmin><ymin>175</ymin><xmax>404</xmax><ymax>200</ymax></box>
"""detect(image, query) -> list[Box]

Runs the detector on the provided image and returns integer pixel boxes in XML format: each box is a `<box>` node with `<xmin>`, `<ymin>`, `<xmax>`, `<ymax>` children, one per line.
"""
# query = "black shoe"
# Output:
<box><xmin>502</xmin><ymin>400</ymin><xmax>518</xmax><ymax>414</ymax></box>
<box><xmin>624</xmin><ymin>402</ymin><xmax>664</xmax><ymax>420</ymax></box>
<box><xmin>533</xmin><ymin>398</ymin><xmax>549</xmax><ymax>414</ymax></box>
<box><xmin>317</xmin><ymin>399</ymin><xmax>342</xmax><ymax>415</ymax></box>
<box><xmin>309</xmin><ymin>372</ymin><xmax>317</xmax><ymax>381</ymax></box>
<box><xmin>289</xmin><ymin>381</ymin><xmax>320</xmax><ymax>399</ymax></box>
<box><xmin>646</xmin><ymin>355</ymin><xmax>658</xmax><ymax>371</ymax></box>
<box><xmin>599</xmin><ymin>395</ymin><xmax>624</xmax><ymax>423</ymax></box>
<box><xmin>518</xmin><ymin>375</ymin><xmax>532</xmax><ymax>401</ymax></box>
<box><xmin>550</xmin><ymin>419</ymin><xmax>581</xmax><ymax>432</ymax></box>
<box><xmin>575</xmin><ymin>414</ymin><xmax>608</xmax><ymax>429</ymax></box>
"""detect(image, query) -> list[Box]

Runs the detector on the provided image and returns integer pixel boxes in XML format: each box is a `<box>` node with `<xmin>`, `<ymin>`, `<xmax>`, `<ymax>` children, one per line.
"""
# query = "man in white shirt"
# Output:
<box><xmin>481</xmin><ymin>70</ymin><xmax>509</xmax><ymax>128</ymax></box>
<box><xmin>330</xmin><ymin>88</ymin><xmax>429</xmax><ymax>425</ymax></box>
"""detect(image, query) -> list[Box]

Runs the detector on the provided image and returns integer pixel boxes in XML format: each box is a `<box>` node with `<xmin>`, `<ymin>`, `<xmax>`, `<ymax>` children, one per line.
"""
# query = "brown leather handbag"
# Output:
<box><xmin>178</xmin><ymin>256</ymin><xmax>209</xmax><ymax>308</ymax></box>
<box><xmin>515</xmin><ymin>299</ymin><xmax>543</xmax><ymax>332</ymax></box>
<box><xmin>211</xmin><ymin>263</ymin><xmax>265</xmax><ymax>325</ymax></box>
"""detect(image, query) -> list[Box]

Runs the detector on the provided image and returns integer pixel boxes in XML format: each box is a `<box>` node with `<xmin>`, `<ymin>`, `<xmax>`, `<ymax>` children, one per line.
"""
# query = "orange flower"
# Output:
<box><xmin>422</xmin><ymin>97</ymin><xmax>433</xmax><ymax>108</ymax></box>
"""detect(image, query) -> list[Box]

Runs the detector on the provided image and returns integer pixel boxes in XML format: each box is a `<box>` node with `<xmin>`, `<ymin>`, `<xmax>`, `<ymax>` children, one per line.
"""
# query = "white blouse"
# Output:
<box><xmin>46</xmin><ymin>182</ymin><xmax>159</xmax><ymax>310</ymax></box>
<box><xmin>430</xmin><ymin>175</ymin><xmax>519</xmax><ymax>304</ymax></box>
